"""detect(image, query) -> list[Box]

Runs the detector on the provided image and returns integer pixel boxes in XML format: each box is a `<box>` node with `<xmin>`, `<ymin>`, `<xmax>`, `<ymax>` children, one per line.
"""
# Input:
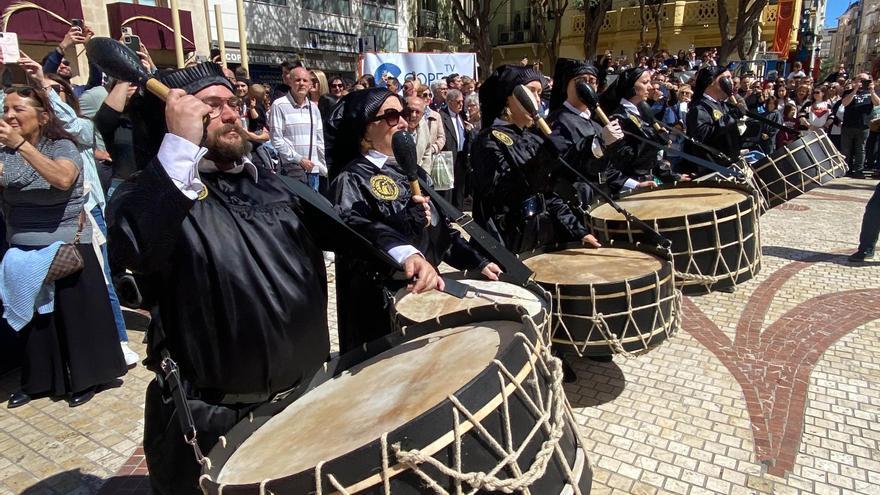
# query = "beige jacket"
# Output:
<box><xmin>414</xmin><ymin>108</ymin><xmax>446</xmax><ymax>172</ymax></box>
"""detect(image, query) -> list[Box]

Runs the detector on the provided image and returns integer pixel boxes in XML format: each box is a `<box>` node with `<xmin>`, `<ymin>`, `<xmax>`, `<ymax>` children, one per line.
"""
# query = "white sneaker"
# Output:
<box><xmin>120</xmin><ymin>342</ymin><xmax>140</xmax><ymax>368</ymax></box>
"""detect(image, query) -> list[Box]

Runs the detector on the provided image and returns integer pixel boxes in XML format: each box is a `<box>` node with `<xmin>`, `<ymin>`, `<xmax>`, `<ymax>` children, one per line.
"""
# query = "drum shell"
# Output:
<box><xmin>751</xmin><ymin>130</ymin><xmax>847</xmax><ymax>208</ymax></box>
<box><xmin>521</xmin><ymin>242</ymin><xmax>676</xmax><ymax>357</ymax></box>
<box><xmin>200</xmin><ymin>306</ymin><xmax>591</xmax><ymax>495</ymax></box>
<box><xmin>587</xmin><ymin>182</ymin><xmax>762</xmax><ymax>294</ymax></box>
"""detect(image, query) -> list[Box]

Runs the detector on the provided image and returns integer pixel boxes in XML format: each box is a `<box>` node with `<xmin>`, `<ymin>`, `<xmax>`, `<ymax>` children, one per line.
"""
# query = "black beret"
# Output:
<box><xmin>598</xmin><ymin>66</ymin><xmax>647</xmax><ymax>115</ymax></box>
<box><xmin>549</xmin><ymin>58</ymin><xmax>598</xmax><ymax>111</ymax></box>
<box><xmin>478</xmin><ymin>65</ymin><xmax>542</xmax><ymax>128</ymax></box>
<box><xmin>326</xmin><ymin>87</ymin><xmax>401</xmax><ymax>177</ymax></box>
<box><xmin>159</xmin><ymin>62</ymin><xmax>233</xmax><ymax>94</ymax></box>
<box><xmin>693</xmin><ymin>65</ymin><xmax>726</xmax><ymax>99</ymax></box>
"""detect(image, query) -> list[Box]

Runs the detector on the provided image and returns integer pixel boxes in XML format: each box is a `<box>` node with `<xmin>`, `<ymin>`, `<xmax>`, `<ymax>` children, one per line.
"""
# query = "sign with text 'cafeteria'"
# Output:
<box><xmin>360</xmin><ymin>52</ymin><xmax>477</xmax><ymax>88</ymax></box>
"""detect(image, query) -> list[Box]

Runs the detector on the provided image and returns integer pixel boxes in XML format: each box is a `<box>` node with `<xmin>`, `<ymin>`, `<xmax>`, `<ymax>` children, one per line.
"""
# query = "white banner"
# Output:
<box><xmin>360</xmin><ymin>52</ymin><xmax>477</xmax><ymax>88</ymax></box>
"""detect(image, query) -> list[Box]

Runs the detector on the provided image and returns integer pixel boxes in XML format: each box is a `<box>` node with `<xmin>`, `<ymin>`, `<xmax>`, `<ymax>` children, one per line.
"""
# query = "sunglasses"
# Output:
<box><xmin>330</xmin><ymin>83</ymin><xmax>344</xmax><ymax>88</ymax></box>
<box><xmin>370</xmin><ymin>108</ymin><xmax>405</xmax><ymax>126</ymax></box>
<box><xmin>420</xmin><ymin>92</ymin><xmax>431</xmax><ymax>98</ymax></box>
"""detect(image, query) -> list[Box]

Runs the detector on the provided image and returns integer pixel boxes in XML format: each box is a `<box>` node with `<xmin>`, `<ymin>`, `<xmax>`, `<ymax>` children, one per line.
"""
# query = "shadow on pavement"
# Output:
<box><xmin>563</xmin><ymin>355</ymin><xmax>626</xmax><ymax>409</ymax></box>
<box><xmin>96</xmin><ymin>474</ymin><xmax>151</xmax><ymax>495</ymax></box>
<box><xmin>762</xmin><ymin>245</ymin><xmax>875</xmax><ymax>267</ymax></box>
<box><xmin>819</xmin><ymin>181</ymin><xmax>878</xmax><ymax>192</ymax></box>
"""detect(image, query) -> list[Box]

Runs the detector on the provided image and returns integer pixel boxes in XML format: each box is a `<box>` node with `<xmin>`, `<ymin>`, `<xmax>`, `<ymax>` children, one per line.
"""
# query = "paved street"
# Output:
<box><xmin>1</xmin><ymin>178</ymin><xmax>878</xmax><ymax>495</ymax></box>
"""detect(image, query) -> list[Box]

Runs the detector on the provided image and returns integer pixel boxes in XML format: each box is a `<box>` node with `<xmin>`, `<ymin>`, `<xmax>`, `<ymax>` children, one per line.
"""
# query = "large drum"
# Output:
<box><xmin>520</xmin><ymin>243</ymin><xmax>679</xmax><ymax>357</ymax></box>
<box><xmin>587</xmin><ymin>181</ymin><xmax>762</xmax><ymax>294</ymax></box>
<box><xmin>393</xmin><ymin>275</ymin><xmax>549</xmax><ymax>337</ymax></box>
<box><xmin>200</xmin><ymin>306</ymin><xmax>592</xmax><ymax>494</ymax></box>
<box><xmin>751</xmin><ymin>129</ymin><xmax>847</xmax><ymax>208</ymax></box>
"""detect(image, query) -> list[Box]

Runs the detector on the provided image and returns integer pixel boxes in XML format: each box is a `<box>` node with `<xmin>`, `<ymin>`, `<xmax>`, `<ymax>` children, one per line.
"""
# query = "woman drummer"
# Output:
<box><xmin>470</xmin><ymin>64</ymin><xmax>601</xmax><ymax>255</ymax></box>
<box><xmin>328</xmin><ymin>88</ymin><xmax>501</xmax><ymax>353</ymax></box>
<box><xmin>599</xmin><ymin>67</ymin><xmax>687</xmax><ymax>189</ymax></box>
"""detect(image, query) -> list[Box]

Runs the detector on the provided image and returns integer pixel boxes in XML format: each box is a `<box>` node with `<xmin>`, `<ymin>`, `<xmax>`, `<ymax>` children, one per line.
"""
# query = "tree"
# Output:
<box><xmin>716</xmin><ymin>0</ymin><xmax>771</xmax><ymax>64</ymax></box>
<box><xmin>451</xmin><ymin>0</ymin><xmax>511</xmax><ymax>80</ymax></box>
<box><xmin>529</xmin><ymin>0</ymin><xmax>570</xmax><ymax>69</ymax></box>
<box><xmin>581</xmin><ymin>0</ymin><xmax>613</xmax><ymax>60</ymax></box>
<box><xmin>638</xmin><ymin>0</ymin><xmax>665</xmax><ymax>53</ymax></box>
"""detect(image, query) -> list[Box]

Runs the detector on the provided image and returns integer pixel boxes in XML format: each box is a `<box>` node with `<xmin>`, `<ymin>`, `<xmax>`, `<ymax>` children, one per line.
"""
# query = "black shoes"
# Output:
<box><xmin>68</xmin><ymin>387</ymin><xmax>96</xmax><ymax>408</ymax></box>
<box><xmin>848</xmin><ymin>251</ymin><xmax>876</xmax><ymax>262</ymax></box>
<box><xmin>7</xmin><ymin>392</ymin><xmax>31</xmax><ymax>409</ymax></box>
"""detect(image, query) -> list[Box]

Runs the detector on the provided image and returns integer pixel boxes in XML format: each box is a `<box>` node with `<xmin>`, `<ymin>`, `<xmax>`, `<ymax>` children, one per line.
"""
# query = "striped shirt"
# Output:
<box><xmin>268</xmin><ymin>94</ymin><xmax>327</xmax><ymax>176</ymax></box>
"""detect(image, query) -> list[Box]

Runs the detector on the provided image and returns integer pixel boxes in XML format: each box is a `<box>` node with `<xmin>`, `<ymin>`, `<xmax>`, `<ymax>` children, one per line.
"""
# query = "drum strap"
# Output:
<box><xmin>417</xmin><ymin>177</ymin><xmax>535</xmax><ymax>286</ymax></box>
<box><xmin>619</xmin><ymin>128</ymin><xmax>745</xmax><ymax>180</ymax></box>
<box><xmin>158</xmin><ymin>350</ymin><xmax>211</xmax><ymax>469</ymax></box>
<box><xmin>727</xmin><ymin>103</ymin><xmax>802</xmax><ymax>136</ymax></box>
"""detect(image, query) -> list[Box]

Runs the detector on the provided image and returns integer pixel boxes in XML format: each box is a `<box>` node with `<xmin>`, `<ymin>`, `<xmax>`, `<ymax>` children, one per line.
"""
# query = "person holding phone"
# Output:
<box><xmin>40</xmin><ymin>24</ymin><xmax>102</xmax><ymax>97</ymax></box>
<box><xmin>840</xmin><ymin>74</ymin><xmax>880</xmax><ymax>179</ymax></box>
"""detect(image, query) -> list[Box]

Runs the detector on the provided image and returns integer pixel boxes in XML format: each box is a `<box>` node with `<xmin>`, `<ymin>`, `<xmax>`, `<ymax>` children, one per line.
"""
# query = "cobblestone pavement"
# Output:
<box><xmin>1</xmin><ymin>178</ymin><xmax>878</xmax><ymax>494</ymax></box>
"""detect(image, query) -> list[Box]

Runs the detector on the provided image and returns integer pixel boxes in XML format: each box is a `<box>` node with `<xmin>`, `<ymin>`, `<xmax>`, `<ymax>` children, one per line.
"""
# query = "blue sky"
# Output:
<box><xmin>825</xmin><ymin>0</ymin><xmax>852</xmax><ymax>27</ymax></box>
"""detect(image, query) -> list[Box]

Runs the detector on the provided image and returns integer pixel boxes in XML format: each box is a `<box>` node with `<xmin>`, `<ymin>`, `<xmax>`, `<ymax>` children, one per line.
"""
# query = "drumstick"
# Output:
<box><xmin>392</xmin><ymin>131</ymin><xmax>422</xmax><ymax>196</ymax></box>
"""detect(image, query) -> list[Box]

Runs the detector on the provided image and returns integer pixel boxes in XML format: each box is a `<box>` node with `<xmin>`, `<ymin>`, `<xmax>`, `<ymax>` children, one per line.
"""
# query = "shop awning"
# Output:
<box><xmin>106</xmin><ymin>2</ymin><xmax>195</xmax><ymax>52</ymax></box>
<box><xmin>0</xmin><ymin>0</ymin><xmax>84</xmax><ymax>43</ymax></box>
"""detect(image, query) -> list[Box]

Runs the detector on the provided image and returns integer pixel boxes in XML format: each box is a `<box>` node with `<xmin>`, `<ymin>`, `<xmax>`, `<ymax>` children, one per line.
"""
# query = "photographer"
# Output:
<box><xmin>840</xmin><ymin>74</ymin><xmax>880</xmax><ymax>179</ymax></box>
<box><xmin>41</xmin><ymin>25</ymin><xmax>103</xmax><ymax>97</ymax></box>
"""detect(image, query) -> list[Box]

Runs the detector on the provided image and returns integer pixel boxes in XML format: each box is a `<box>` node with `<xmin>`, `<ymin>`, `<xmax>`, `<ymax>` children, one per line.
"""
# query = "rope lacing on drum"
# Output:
<box><xmin>751</xmin><ymin>133</ymin><xmax>847</xmax><ymax>207</ymax></box>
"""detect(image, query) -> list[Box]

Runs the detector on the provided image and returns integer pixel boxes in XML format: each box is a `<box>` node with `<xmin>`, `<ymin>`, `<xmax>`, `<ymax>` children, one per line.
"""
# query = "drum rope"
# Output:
<box><xmin>391</xmin><ymin>341</ymin><xmax>570</xmax><ymax>494</ymax></box>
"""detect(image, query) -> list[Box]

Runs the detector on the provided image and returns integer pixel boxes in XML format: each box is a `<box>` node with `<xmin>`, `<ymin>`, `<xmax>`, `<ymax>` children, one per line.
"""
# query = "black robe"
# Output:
<box><xmin>470</xmin><ymin>121</ymin><xmax>589</xmax><ymax>254</ymax></box>
<box><xmin>548</xmin><ymin>105</ymin><xmax>626</xmax><ymax>204</ymax></box>
<box><xmin>605</xmin><ymin>103</ymin><xmax>678</xmax><ymax>185</ymax></box>
<box><xmin>684</xmin><ymin>95</ymin><xmax>742</xmax><ymax>175</ymax></box>
<box><xmin>331</xmin><ymin>155</ymin><xmax>486</xmax><ymax>353</ymax></box>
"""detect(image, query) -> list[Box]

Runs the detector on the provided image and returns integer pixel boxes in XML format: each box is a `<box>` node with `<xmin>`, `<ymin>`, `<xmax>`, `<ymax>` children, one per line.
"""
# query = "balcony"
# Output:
<box><xmin>496</xmin><ymin>23</ymin><xmax>535</xmax><ymax>46</ymax></box>
<box><xmin>417</xmin><ymin>10</ymin><xmax>447</xmax><ymax>39</ymax></box>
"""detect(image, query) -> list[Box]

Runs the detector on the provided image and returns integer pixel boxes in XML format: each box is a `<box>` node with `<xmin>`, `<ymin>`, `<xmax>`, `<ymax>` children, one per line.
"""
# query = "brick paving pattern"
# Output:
<box><xmin>0</xmin><ymin>178</ymin><xmax>878</xmax><ymax>494</ymax></box>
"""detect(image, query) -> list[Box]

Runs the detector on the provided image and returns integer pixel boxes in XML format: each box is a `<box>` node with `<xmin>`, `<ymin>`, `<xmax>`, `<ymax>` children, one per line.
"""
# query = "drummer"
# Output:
<box><xmin>683</xmin><ymin>66</ymin><xmax>742</xmax><ymax>176</ymax></box>
<box><xmin>327</xmin><ymin>87</ymin><xmax>502</xmax><ymax>353</ymax></box>
<box><xmin>547</xmin><ymin>58</ymin><xmax>626</xmax><ymax>205</ymax></box>
<box><xmin>599</xmin><ymin>67</ymin><xmax>688</xmax><ymax>189</ymax></box>
<box><xmin>470</xmin><ymin>64</ymin><xmax>601</xmax><ymax>254</ymax></box>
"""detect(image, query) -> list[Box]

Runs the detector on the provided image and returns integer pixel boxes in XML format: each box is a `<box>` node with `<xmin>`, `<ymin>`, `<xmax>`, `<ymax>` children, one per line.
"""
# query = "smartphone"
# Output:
<box><xmin>121</xmin><ymin>26</ymin><xmax>133</xmax><ymax>36</ymax></box>
<box><xmin>862</xmin><ymin>79</ymin><xmax>871</xmax><ymax>90</ymax></box>
<box><xmin>0</xmin><ymin>32</ymin><xmax>19</xmax><ymax>64</ymax></box>
<box><xmin>123</xmin><ymin>34</ymin><xmax>141</xmax><ymax>54</ymax></box>
<box><xmin>71</xmin><ymin>19</ymin><xmax>83</xmax><ymax>29</ymax></box>
<box><xmin>195</xmin><ymin>54</ymin><xmax>208</xmax><ymax>63</ymax></box>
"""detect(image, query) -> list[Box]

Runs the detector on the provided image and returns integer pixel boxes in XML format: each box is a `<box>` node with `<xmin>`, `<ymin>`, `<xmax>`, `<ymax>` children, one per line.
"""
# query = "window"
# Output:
<box><xmin>246</xmin><ymin>0</ymin><xmax>287</xmax><ymax>5</ymax></box>
<box><xmin>363</xmin><ymin>0</ymin><xmax>396</xmax><ymax>23</ymax></box>
<box><xmin>363</xmin><ymin>23</ymin><xmax>398</xmax><ymax>51</ymax></box>
<box><xmin>302</xmin><ymin>0</ymin><xmax>349</xmax><ymax>15</ymax></box>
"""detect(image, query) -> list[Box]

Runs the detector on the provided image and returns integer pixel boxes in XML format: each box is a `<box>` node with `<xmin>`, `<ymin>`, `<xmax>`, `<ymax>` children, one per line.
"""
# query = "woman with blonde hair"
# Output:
<box><xmin>310</xmin><ymin>69</ymin><xmax>329</xmax><ymax>104</ymax></box>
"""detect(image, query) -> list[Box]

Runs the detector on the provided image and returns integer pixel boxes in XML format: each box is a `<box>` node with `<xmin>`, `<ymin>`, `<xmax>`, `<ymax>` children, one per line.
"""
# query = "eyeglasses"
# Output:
<box><xmin>330</xmin><ymin>83</ymin><xmax>344</xmax><ymax>88</ymax></box>
<box><xmin>369</xmin><ymin>108</ymin><xmax>405</xmax><ymax>126</ymax></box>
<box><xmin>201</xmin><ymin>96</ymin><xmax>241</xmax><ymax>118</ymax></box>
<box><xmin>404</xmin><ymin>108</ymin><xmax>423</xmax><ymax>117</ymax></box>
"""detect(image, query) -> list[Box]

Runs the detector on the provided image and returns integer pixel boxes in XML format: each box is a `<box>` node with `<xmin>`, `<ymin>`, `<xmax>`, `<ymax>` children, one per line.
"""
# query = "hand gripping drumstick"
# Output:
<box><xmin>512</xmin><ymin>84</ymin><xmax>672</xmax><ymax>249</ymax></box>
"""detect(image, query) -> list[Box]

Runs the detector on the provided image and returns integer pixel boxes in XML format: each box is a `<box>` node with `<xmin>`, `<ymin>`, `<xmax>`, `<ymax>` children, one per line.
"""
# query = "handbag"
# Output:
<box><xmin>430</xmin><ymin>150</ymin><xmax>455</xmax><ymax>191</ymax></box>
<box><xmin>45</xmin><ymin>210</ymin><xmax>85</xmax><ymax>283</ymax></box>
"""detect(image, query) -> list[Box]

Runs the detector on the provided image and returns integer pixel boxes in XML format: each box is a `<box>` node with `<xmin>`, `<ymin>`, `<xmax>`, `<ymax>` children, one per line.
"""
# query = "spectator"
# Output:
<box><xmin>310</xmin><ymin>69</ymin><xmax>328</xmax><ymax>105</ymax></box>
<box><xmin>319</xmin><ymin>76</ymin><xmax>345</xmax><ymax>121</ymax></box>
<box><xmin>356</xmin><ymin>74</ymin><xmax>375</xmax><ymax>88</ymax></box>
<box><xmin>461</xmin><ymin>76</ymin><xmax>476</xmax><ymax>98</ymax></box>
<box><xmin>430</xmin><ymin>80</ymin><xmax>448</xmax><ymax>110</ymax></box>
<box><xmin>385</xmin><ymin>76</ymin><xmax>400</xmax><ymax>94</ymax></box>
<box><xmin>271</xmin><ymin>58</ymin><xmax>303</xmax><ymax>101</ymax></box>
<box><xmin>0</xmin><ymin>85</ymin><xmax>127</xmax><ymax>409</ymax></box>
<box><xmin>849</xmin><ymin>182</ymin><xmax>880</xmax><ymax>262</ymax></box>
<box><xmin>774</xmin><ymin>85</ymin><xmax>794</xmax><ymax>107</ymax></box>
<box><xmin>801</xmin><ymin>87</ymin><xmax>830</xmax><ymax>132</ymax></box>
<box><xmin>777</xmin><ymin>103</ymin><xmax>799</xmax><ymax>148</ymax></box>
<box><xmin>269</xmin><ymin>66</ymin><xmax>327</xmax><ymax>191</ymax></box>
<box><xmin>403</xmin><ymin>78</ymin><xmax>420</xmax><ymax>97</ymax></box>
<box><xmin>41</xmin><ymin>25</ymin><xmax>103</xmax><ymax>98</ymax></box>
<box><xmin>439</xmin><ymin>88</ymin><xmax>470</xmax><ymax>208</ymax></box>
<box><xmin>234</xmin><ymin>77</ymin><xmax>251</xmax><ymax>127</ymax></box>
<box><xmin>244</xmin><ymin>84</ymin><xmax>272</xmax><ymax>170</ymax></box>
<box><xmin>447</xmin><ymin>73</ymin><xmax>462</xmax><ymax>89</ymax></box>
<box><xmin>405</xmin><ymin>95</ymin><xmax>445</xmax><ymax>173</ymax></box>
<box><xmin>234</xmin><ymin>66</ymin><xmax>249</xmax><ymax>81</ymax></box>
<box><xmin>465</xmin><ymin>92</ymin><xmax>482</xmax><ymax>132</ymax></box>
<box><xmin>824</xmin><ymin>63</ymin><xmax>848</xmax><ymax>84</ymax></box>
<box><xmin>94</xmin><ymin>80</ymin><xmax>139</xmax><ymax>192</ymax></box>
<box><xmin>789</xmin><ymin>61</ymin><xmax>806</xmax><ymax>79</ymax></box>
<box><xmin>840</xmin><ymin>74</ymin><xmax>880</xmax><ymax>178</ymax></box>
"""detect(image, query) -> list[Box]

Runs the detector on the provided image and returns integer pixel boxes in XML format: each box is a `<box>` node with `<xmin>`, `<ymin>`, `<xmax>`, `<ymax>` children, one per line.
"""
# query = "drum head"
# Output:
<box><xmin>522</xmin><ymin>247</ymin><xmax>664</xmax><ymax>285</ymax></box>
<box><xmin>217</xmin><ymin>320</ymin><xmax>524</xmax><ymax>484</ymax></box>
<box><xmin>394</xmin><ymin>279</ymin><xmax>545</xmax><ymax>322</ymax></box>
<box><xmin>590</xmin><ymin>186</ymin><xmax>749</xmax><ymax>220</ymax></box>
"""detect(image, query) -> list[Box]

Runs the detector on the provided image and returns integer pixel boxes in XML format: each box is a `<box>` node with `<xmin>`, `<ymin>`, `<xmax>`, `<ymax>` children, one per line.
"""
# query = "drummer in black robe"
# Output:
<box><xmin>106</xmin><ymin>64</ymin><xmax>376</xmax><ymax>494</ymax></box>
<box><xmin>599</xmin><ymin>67</ymin><xmax>687</xmax><ymax>190</ymax></box>
<box><xmin>547</xmin><ymin>58</ymin><xmax>625</xmax><ymax>205</ymax></box>
<box><xmin>327</xmin><ymin>88</ymin><xmax>501</xmax><ymax>353</ymax></box>
<box><xmin>470</xmin><ymin>64</ymin><xmax>601</xmax><ymax>254</ymax></box>
<box><xmin>683</xmin><ymin>66</ymin><xmax>742</xmax><ymax>176</ymax></box>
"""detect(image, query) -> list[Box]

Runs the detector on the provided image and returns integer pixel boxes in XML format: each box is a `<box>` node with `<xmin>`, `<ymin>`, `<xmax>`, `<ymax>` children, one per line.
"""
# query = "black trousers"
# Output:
<box><xmin>857</xmin><ymin>182</ymin><xmax>880</xmax><ymax>255</ymax></box>
<box><xmin>143</xmin><ymin>379</ymin><xmax>260</xmax><ymax>494</ymax></box>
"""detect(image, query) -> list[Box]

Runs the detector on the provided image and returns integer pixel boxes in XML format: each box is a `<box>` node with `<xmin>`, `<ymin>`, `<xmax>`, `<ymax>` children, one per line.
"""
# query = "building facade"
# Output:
<box><xmin>829</xmin><ymin>2</ymin><xmax>861</xmax><ymax>74</ymax></box>
<box><xmin>407</xmin><ymin>0</ymin><xmax>468</xmax><ymax>52</ymax></box>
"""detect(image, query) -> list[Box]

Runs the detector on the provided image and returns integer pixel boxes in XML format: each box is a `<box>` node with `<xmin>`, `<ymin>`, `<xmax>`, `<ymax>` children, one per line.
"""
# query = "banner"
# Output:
<box><xmin>772</xmin><ymin>0</ymin><xmax>795</xmax><ymax>55</ymax></box>
<box><xmin>360</xmin><ymin>52</ymin><xmax>477</xmax><ymax>87</ymax></box>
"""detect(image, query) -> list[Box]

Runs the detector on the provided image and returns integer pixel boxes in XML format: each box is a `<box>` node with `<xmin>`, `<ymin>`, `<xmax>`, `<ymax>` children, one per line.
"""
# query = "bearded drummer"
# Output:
<box><xmin>327</xmin><ymin>88</ymin><xmax>502</xmax><ymax>354</ymax></box>
<box><xmin>683</xmin><ymin>66</ymin><xmax>743</xmax><ymax>176</ymax></box>
<box><xmin>599</xmin><ymin>67</ymin><xmax>688</xmax><ymax>190</ymax></box>
<box><xmin>547</xmin><ymin>58</ymin><xmax>626</xmax><ymax>205</ymax></box>
<box><xmin>470</xmin><ymin>64</ymin><xmax>601</xmax><ymax>254</ymax></box>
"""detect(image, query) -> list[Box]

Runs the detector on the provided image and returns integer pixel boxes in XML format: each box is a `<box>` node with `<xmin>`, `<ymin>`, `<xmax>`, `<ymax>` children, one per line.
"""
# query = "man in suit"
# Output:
<box><xmin>440</xmin><ymin>88</ymin><xmax>471</xmax><ymax>208</ymax></box>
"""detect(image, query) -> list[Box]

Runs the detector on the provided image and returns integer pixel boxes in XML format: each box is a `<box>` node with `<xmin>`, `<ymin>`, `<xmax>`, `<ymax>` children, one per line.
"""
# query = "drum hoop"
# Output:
<box><xmin>585</xmin><ymin>178</ymin><xmax>757</xmax><ymax>213</ymax></box>
<box><xmin>593</xmin><ymin>206</ymin><xmax>758</xmax><ymax>235</ymax></box>
<box><xmin>201</xmin><ymin>305</ymin><xmax>581</xmax><ymax>493</ymax></box>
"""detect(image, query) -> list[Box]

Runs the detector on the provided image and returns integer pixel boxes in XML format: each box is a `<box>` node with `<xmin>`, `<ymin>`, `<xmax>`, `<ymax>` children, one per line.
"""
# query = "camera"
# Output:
<box><xmin>861</xmin><ymin>79</ymin><xmax>871</xmax><ymax>90</ymax></box>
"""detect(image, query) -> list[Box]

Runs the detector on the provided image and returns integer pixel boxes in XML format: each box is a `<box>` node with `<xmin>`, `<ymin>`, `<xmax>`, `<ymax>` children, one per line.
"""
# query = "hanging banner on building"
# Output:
<box><xmin>360</xmin><ymin>52</ymin><xmax>477</xmax><ymax>87</ymax></box>
<box><xmin>772</xmin><ymin>0</ymin><xmax>796</xmax><ymax>54</ymax></box>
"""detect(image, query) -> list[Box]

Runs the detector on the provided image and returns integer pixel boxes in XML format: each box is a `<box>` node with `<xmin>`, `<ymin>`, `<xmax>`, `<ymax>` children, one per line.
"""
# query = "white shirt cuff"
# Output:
<box><xmin>623</xmin><ymin>178</ymin><xmax>640</xmax><ymax>190</ymax></box>
<box><xmin>388</xmin><ymin>245</ymin><xmax>421</xmax><ymax>265</ymax></box>
<box><xmin>157</xmin><ymin>134</ymin><xmax>208</xmax><ymax>200</ymax></box>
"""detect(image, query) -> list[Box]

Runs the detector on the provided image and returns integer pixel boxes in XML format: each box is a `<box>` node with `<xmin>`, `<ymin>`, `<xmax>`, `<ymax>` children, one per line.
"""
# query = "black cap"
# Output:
<box><xmin>549</xmin><ymin>58</ymin><xmax>597</xmax><ymax>111</ymax></box>
<box><xmin>159</xmin><ymin>62</ymin><xmax>233</xmax><ymax>94</ymax></box>
<box><xmin>599</xmin><ymin>66</ymin><xmax>646</xmax><ymax>115</ymax></box>
<box><xmin>325</xmin><ymin>87</ymin><xmax>401</xmax><ymax>177</ymax></box>
<box><xmin>693</xmin><ymin>65</ymin><xmax>726</xmax><ymax>99</ymax></box>
<box><xmin>478</xmin><ymin>64</ymin><xmax>542</xmax><ymax>128</ymax></box>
